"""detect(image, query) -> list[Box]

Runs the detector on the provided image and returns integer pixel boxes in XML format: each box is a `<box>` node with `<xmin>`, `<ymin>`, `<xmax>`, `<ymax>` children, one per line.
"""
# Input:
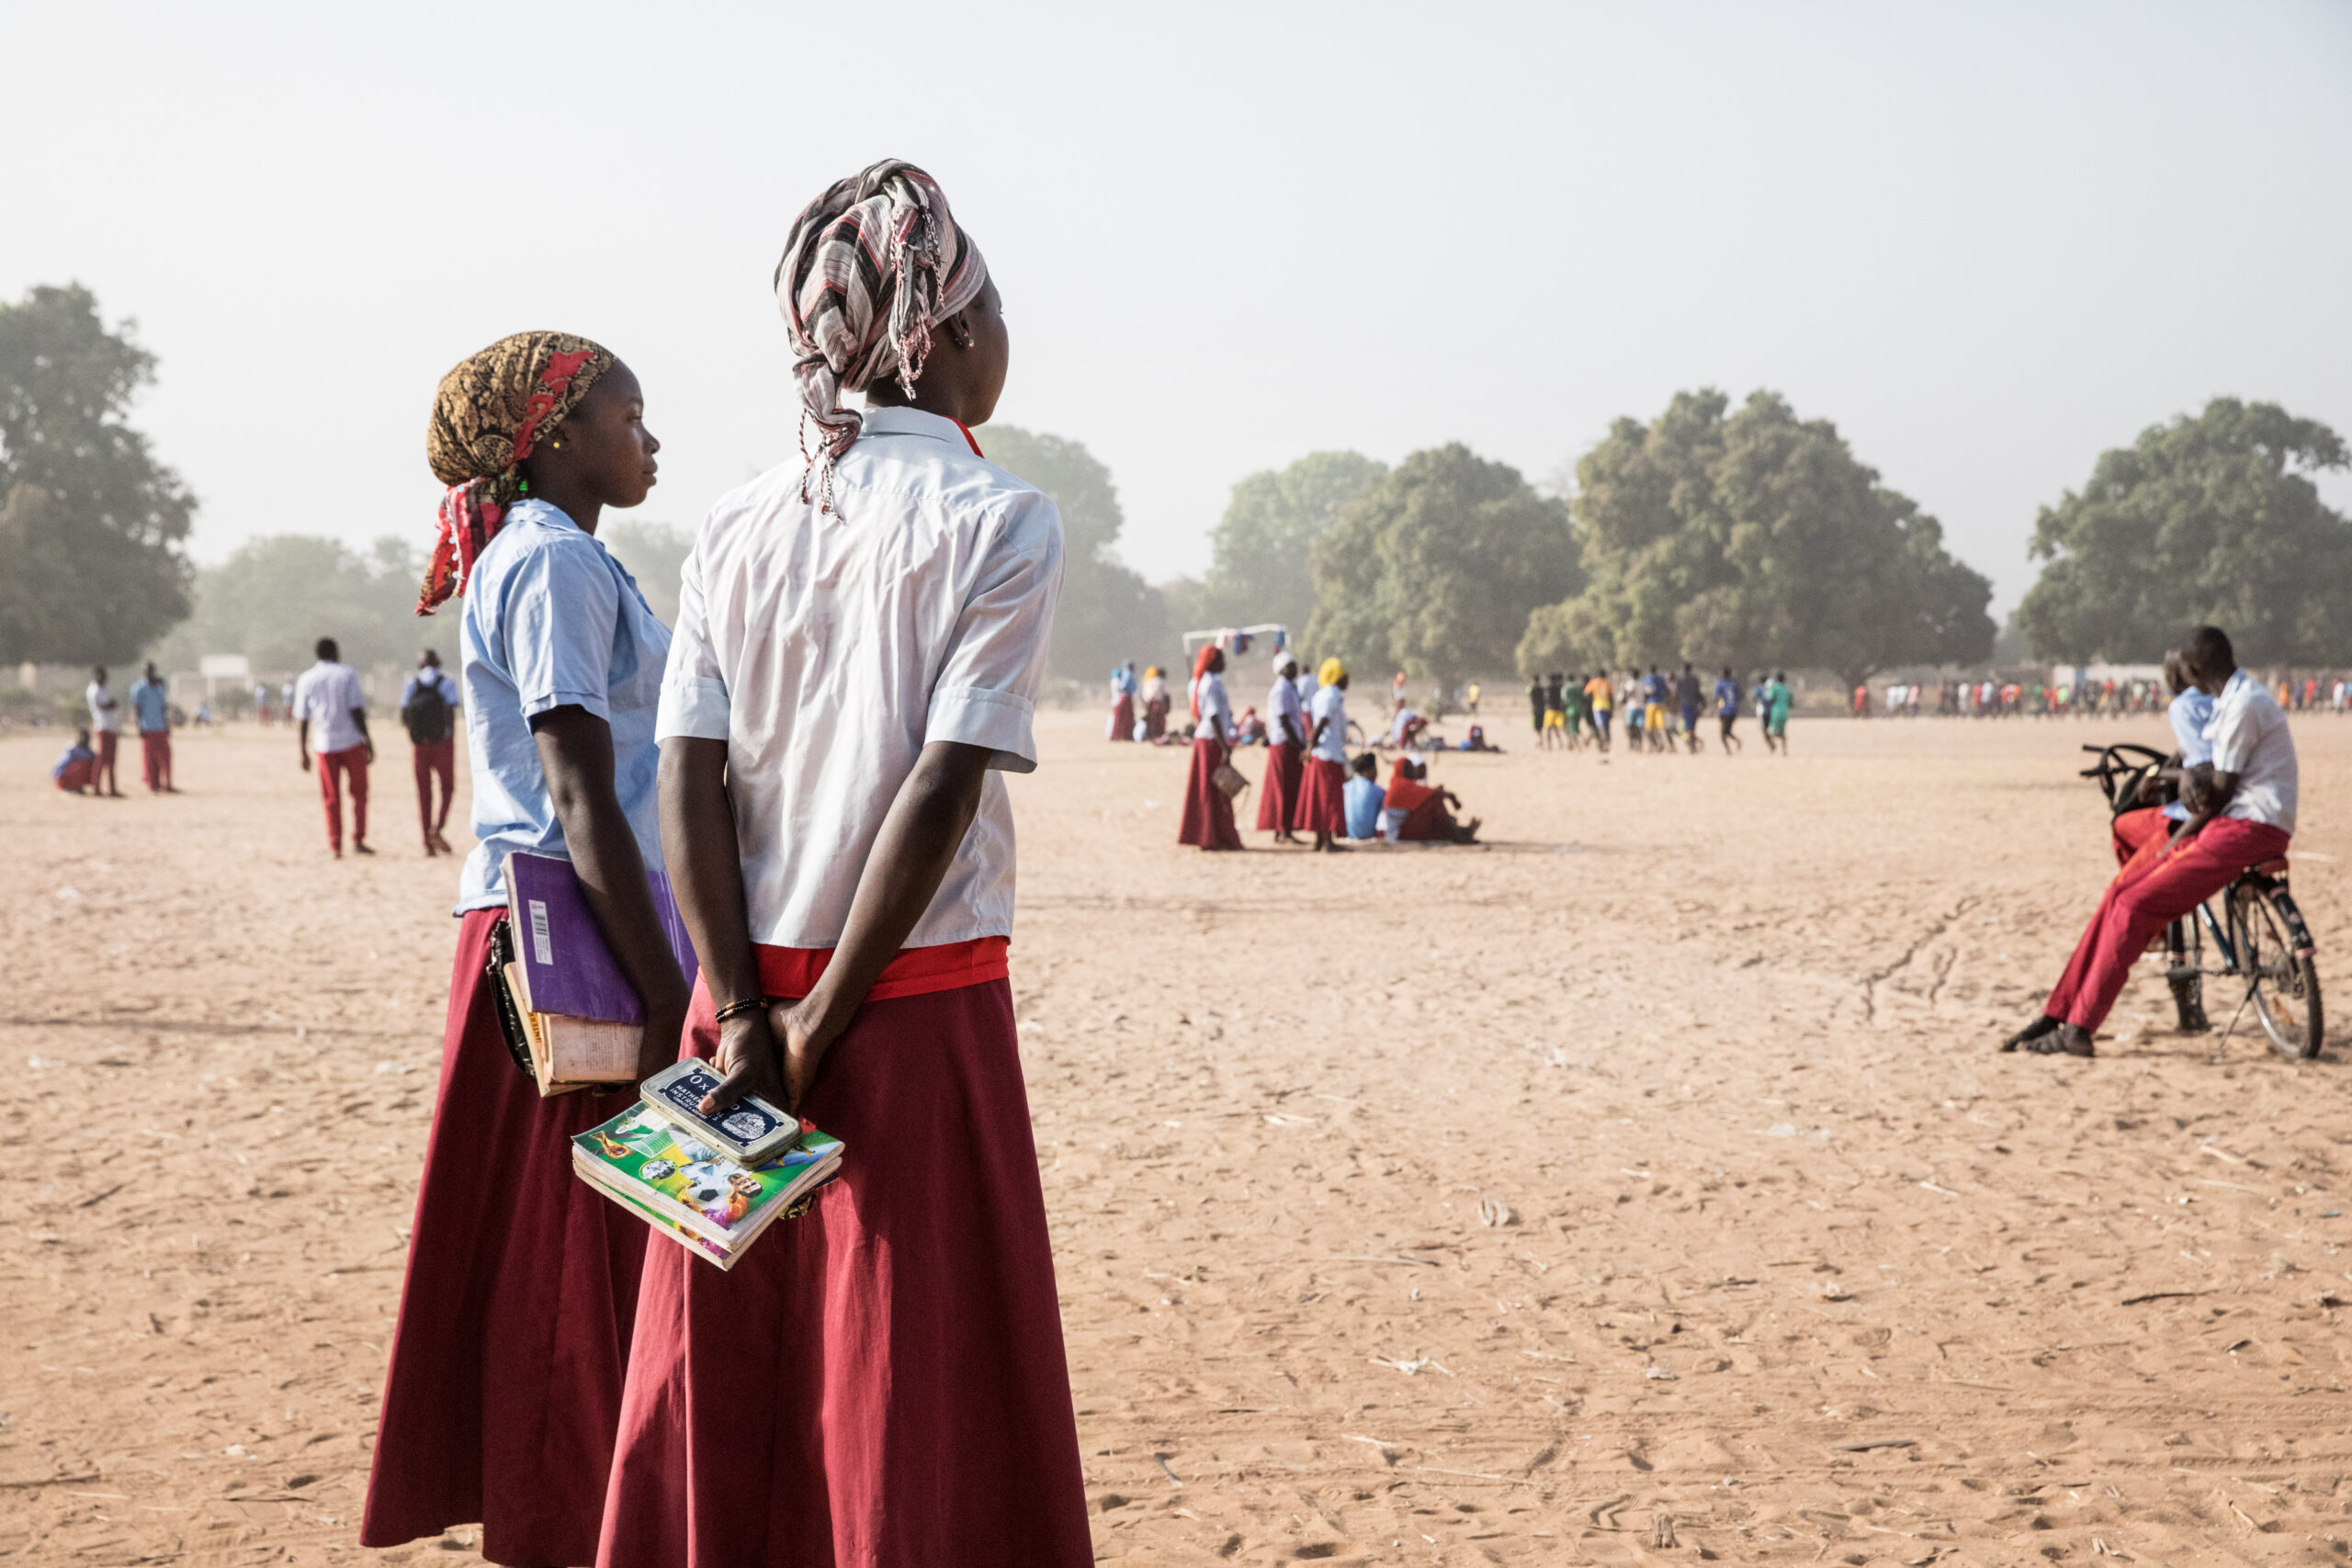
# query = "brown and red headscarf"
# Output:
<box><xmin>417</xmin><ymin>331</ymin><xmax>616</xmax><ymax>614</ymax></box>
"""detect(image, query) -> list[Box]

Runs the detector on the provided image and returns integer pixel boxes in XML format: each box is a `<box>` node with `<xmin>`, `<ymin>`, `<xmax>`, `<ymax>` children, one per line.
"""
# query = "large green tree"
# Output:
<box><xmin>2015</xmin><ymin>400</ymin><xmax>2352</xmax><ymax>665</ymax></box>
<box><xmin>975</xmin><ymin>423</ymin><xmax>1166</xmax><ymax>675</ymax></box>
<box><xmin>1306</xmin><ymin>443</ymin><xmax>1578</xmax><ymax>686</ymax></box>
<box><xmin>1195</xmin><ymin>451</ymin><xmax>1386</xmax><ymax>637</ymax></box>
<box><xmin>1521</xmin><ymin>389</ymin><xmax>1992</xmax><ymax>689</ymax></box>
<box><xmin>0</xmin><ymin>284</ymin><xmax>196</xmax><ymax>662</ymax></box>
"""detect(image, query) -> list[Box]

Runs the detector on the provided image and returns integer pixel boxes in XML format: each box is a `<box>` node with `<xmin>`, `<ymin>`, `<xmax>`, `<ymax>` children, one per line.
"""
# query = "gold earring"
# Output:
<box><xmin>551</xmin><ymin>440</ymin><xmax>564</xmax><ymax>450</ymax></box>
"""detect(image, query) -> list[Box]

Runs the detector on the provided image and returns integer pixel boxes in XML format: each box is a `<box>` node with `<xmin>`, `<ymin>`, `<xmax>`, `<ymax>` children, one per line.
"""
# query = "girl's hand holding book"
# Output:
<box><xmin>702</xmin><ymin>1009</ymin><xmax>793</xmax><ymax>1118</ymax></box>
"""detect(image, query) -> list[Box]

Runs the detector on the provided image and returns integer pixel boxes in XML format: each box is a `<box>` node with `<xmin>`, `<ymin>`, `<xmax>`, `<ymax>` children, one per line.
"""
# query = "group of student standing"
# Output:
<box><xmin>1528</xmin><ymin>664</ymin><xmax>1792</xmax><ymax>755</ymax></box>
<box><xmin>52</xmin><ymin>662</ymin><xmax>178</xmax><ymax>795</ymax></box>
<box><xmin>356</xmin><ymin>161</ymin><xmax>1091</xmax><ymax>1568</ymax></box>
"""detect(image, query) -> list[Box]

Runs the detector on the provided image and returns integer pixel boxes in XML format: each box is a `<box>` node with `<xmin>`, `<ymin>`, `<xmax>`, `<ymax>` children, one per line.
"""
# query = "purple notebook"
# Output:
<box><xmin>503</xmin><ymin>852</ymin><xmax>700</xmax><ymax>1023</ymax></box>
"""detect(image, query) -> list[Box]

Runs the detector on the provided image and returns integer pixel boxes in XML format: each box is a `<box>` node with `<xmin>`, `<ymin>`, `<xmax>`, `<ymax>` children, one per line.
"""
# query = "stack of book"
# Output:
<box><xmin>572</xmin><ymin>1061</ymin><xmax>843</xmax><ymax>1270</ymax></box>
<box><xmin>500</xmin><ymin>852</ymin><xmax>699</xmax><ymax>1096</ymax></box>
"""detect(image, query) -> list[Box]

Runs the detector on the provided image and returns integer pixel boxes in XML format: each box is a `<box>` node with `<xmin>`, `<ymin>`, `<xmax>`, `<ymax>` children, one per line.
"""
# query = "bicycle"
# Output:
<box><xmin>2078</xmin><ymin>743</ymin><xmax>2324</xmax><ymax>1058</ymax></box>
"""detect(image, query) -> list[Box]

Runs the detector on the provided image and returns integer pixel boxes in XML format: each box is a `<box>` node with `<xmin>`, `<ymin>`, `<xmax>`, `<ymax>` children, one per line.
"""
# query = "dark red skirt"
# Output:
<box><xmin>1108</xmin><ymin>694</ymin><xmax>1135</xmax><ymax>740</ymax></box>
<box><xmin>362</xmin><ymin>908</ymin><xmax>651</xmax><ymax>1566</ymax></box>
<box><xmin>596</xmin><ymin>976</ymin><xmax>1091</xmax><ymax>1568</ymax></box>
<box><xmin>1296</xmin><ymin>756</ymin><xmax>1346</xmax><ymax>836</ymax></box>
<box><xmin>1177</xmin><ymin>736</ymin><xmax>1243</xmax><ymax>850</ymax></box>
<box><xmin>1256</xmin><ymin>739</ymin><xmax>1303</xmax><ymax>830</ymax></box>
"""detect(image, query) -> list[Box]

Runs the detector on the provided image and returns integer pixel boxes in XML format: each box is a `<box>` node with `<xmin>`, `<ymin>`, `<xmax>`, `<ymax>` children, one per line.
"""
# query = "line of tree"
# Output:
<box><xmin>14</xmin><ymin>280</ymin><xmax>2348</xmax><ymax>693</ymax></box>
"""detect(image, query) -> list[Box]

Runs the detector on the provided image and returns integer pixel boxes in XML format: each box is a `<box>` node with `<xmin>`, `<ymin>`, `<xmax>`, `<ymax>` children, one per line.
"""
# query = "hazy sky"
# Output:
<box><xmin>6</xmin><ymin>2</ymin><xmax>2347</xmax><ymax>611</ymax></box>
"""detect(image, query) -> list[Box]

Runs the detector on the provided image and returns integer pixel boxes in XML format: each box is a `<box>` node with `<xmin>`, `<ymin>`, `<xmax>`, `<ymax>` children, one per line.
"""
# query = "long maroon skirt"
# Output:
<box><xmin>1296</xmin><ymin>755</ymin><xmax>1346</xmax><ymax>836</ymax></box>
<box><xmin>1107</xmin><ymin>694</ymin><xmax>1135</xmax><ymax>740</ymax></box>
<box><xmin>362</xmin><ymin>908</ymin><xmax>650</xmax><ymax>1566</ymax></box>
<box><xmin>1177</xmin><ymin>735</ymin><xmax>1243</xmax><ymax>850</ymax></box>
<box><xmin>596</xmin><ymin>976</ymin><xmax>1091</xmax><ymax>1568</ymax></box>
<box><xmin>1256</xmin><ymin>739</ymin><xmax>1303</xmax><ymax>831</ymax></box>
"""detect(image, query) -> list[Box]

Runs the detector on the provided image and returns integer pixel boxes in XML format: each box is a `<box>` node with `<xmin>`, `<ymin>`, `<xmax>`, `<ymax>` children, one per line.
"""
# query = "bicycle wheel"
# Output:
<box><xmin>2231</xmin><ymin>884</ymin><xmax>2324</xmax><ymax>1059</ymax></box>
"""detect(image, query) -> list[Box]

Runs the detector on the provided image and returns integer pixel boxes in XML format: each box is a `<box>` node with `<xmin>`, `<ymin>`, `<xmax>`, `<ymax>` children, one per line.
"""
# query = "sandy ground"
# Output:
<box><xmin>4</xmin><ymin>709</ymin><xmax>2351</xmax><ymax>1567</ymax></box>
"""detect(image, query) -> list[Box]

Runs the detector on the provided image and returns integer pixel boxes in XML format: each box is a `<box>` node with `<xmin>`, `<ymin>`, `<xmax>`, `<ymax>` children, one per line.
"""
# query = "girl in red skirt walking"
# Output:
<box><xmin>599</xmin><ymin>160</ymin><xmax>1090</xmax><ymax>1568</ymax></box>
<box><xmin>363</xmin><ymin>334</ymin><xmax>690</xmax><ymax>1565</ymax></box>
<box><xmin>1297</xmin><ymin>658</ymin><xmax>1352</xmax><ymax>852</ymax></box>
<box><xmin>1179</xmin><ymin>643</ymin><xmax>1243</xmax><ymax>850</ymax></box>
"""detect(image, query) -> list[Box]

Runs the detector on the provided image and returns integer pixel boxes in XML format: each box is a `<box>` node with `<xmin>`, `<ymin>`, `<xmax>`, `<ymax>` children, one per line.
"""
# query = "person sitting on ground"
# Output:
<box><xmin>1232</xmin><ymin>705</ymin><xmax>1266</xmax><ymax>747</ymax></box>
<box><xmin>1341</xmin><ymin>751</ymin><xmax>1384</xmax><ymax>840</ymax></box>
<box><xmin>1458</xmin><ymin>723</ymin><xmax>1498</xmax><ymax>752</ymax></box>
<box><xmin>2004</xmin><ymin>626</ymin><xmax>2295</xmax><ymax>1059</ymax></box>
<box><xmin>1383</xmin><ymin>756</ymin><xmax>1481</xmax><ymax>843</ymax></box>
<box><xmin>52</xmin><ymin>728</ymin><xmax>97</xmax><ymax>794</ymax></box>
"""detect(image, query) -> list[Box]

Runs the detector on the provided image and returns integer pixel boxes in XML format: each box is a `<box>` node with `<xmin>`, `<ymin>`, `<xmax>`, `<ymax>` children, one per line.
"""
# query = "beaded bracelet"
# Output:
<box><xmin>712</xmin><ymin>996</ymin><xmax>769</xmax><ymax>1025</ymax></box>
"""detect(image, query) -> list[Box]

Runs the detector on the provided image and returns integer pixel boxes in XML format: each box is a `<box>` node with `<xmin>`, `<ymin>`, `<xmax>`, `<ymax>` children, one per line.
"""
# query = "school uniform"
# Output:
<box><xmin>363</xmin><ymin>498</ymin><xmax>673</xmax><ymax>1567</ymax></box>
<box><xmin>292</xmin><ymin>659</ymin><xmax>371</xmax><ymax>851</ymax></box>
<box><xmin>401</xmin><ymin>666</ymin><xmax>462</xmax><ymax>850</ymax></box>
<box><xmin>1257</xmin><ymin>674</ymin><xmax>1306</xmax><ymax>832</ymax></box>
<box><xmin>85</xmin><ymin>679</ymin><xmax>121</xmax><ymax>791</ymax></box>
<box><xmin>1180</xmin><ymin>668</ymin><xmax>1243</xmax><ymax>849</ymax></box>
<box><xmin>1295</xmin><ymin>682</ymin><xmax>1349</xmax><ymax>836</ymax></box>
<box><xmin>596</xmin><ymin>406</ymin><xmax>1089</xmax><ymax>1568</ymax></box>
<box><xmin>130</xmin><ymin>676</ymin><xmax>173</xmax><ymax>790</ymax></box>
<box><xmin>2042</xmin><ymin>672</ymin><xmax>2295</xmax><ymax>1034</ymax></box>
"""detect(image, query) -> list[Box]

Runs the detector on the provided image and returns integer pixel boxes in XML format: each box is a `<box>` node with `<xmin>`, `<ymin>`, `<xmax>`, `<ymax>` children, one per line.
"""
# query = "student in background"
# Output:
<box><xmin>1584</xmin><ymin>670</ymin><xmax>1613</xmax><ymax>751</ymax></box>
<box><xmin>1465</xmin><ymin>680</ymin><xmax>1480</xmax><ymax>716</ymax></box>
<box><xmin>1107</xmin><ymin>660</ymin><xmax>1137</xmax><ymax>741</ymax></box>
<box><xmin>1677</xmin><ymin>661</ymin><xmax>1703</xmax><ymax>753</ymax></box>
<box><xmin>607</xmin><ymin>160</ymin><xmax>1089</xmax><ymax>1568</ymax></box>
<box><xmin>1766</xmin><ymin>671</ymin><xmax>1792</xmax><ymax>754</ymax></box>
<box><xmin>1385</xmin><ymin>755</ymin><xmax>1481</xmax><ymax>843</ymax></box>
<box><xmin>1179</xmin><ymin>644</ymin><xmax>1243</xmax><ymax>850</ymax></box>
<box><xmin>1342</xmin><ymin>750</ymin><xmax>1384</xmax><ymax>840</ymax></box>
<box><xmin>1714</xmin><ymin>667</ymin><xmax>1743</xmax><ymax>754</ymax></box>
<box><xmin>293</xmin><ymin>637</ymin><xmax>372</xmax><ymax>854</ymax></box>
<box><xmin>1138</xmin><ymin>664</ymin><xmax>1170</xmax><ymax>740</ymax></box>
<box><xmin>401</xmin><ymin>649</ymin><xmax>461</xmax><ymax>857</ymax></box>
<box><xmin>52</xmin><ymin>728</ymin><xmax>96</xmax><ymax>794</ymax></box>
<box><xmin>363</xmin><ymin>333</ymin><xmax>684</xmax><ymax>1568</ymax></box>
<box><xmin>1259</xmin><ymin>654</ymin><xmax>1307</xmax><ymax>844</ymax></box>
<box><xmin>1540</xmin><ymin>671</ymin><xmax>1566</xmax><ymax>750</ymax></box>
<box><xmin>254</xmin><ymin>680</ymin><xmax>272</xmax><ymax>726</ymax></box>
<box><xmin>1526</xmin><ymin>671</ymin><xmax>1546</xmax><ymax>745</ymax></box>
<box><xmin>85</xmin><ymin>665</ymin><xmax>123</xmax><ymax>796</ymax></box>
<box><xmin>130</xmin><ymin>660</ymin><xmax>175</xmax><ymax>792</ymax></box>
<box><xmin>1297</xmin><ymin>659</ymin><xmax>1351</xmax><ymax>853</ymax></box>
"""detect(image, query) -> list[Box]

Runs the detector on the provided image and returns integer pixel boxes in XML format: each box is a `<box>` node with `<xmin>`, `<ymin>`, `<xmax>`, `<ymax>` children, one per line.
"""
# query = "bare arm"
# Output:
<box><xmin>296</xmin><ymin>716</ymin><xmax>311</xmax><ymax>772</ymax></box>
<box><xmin>533</xmin><ymin>705</ymin><xmax>690</xmax><ymax>1078</ymax></box>
<box><xmin>658</xmin><ymin>735</ymin><xmax>780</xmax><ymax>1107</ymax></box>
<box><xmin>2167</xmin><ymin>763</ymin><xmax>2241</xmax><ymax>848</ymax></box>
<box><xmin>693</xmin><ymin>739</ymin><xmax>994</xmax><ymax>1114</ymax></box>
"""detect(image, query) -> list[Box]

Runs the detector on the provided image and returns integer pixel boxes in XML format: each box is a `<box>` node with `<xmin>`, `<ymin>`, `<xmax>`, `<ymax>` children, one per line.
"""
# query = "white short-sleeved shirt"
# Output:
<box><xmin>292</xmin><ymin>660</ymin><xmax>368</xmax><ymax>753</ymax></box>
<box><xmin>85</xmin><ymin>681</ymin><xmax>119</xmax><ymax>734</ymax></box>
<box><xmin>456</xmin><ymin>499</ymin><xmax>672</xmax><ymax>913</ymax></box>
<box><xmin>1310</xmin><ymin>682</ymin><xmax>1348</xmax><ymax>763</ymax></box>
<box><xmin>657</xmin><ymin>406</ymin><xmax>1063</xmax><ymax>951</ymax></box>
<box><xmin>1267</xmin><ymin>675</ymin><xmax>1305</xmax><ymax>746</ymax></box>
<box><xmin>1193</xmin><ymin>671</ymin><xmax>1231</xmax><ymax>741</ymax></box>
<box><xmin>2204</xmin><ymin>670</ymin><xmax>2297</xmax><ymax>835</ymax></box>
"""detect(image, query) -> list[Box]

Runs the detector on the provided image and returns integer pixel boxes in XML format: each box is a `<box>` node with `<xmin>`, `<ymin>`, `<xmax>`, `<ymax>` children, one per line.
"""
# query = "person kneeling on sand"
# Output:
<box><xmin>52</xmin><ymin>728</ymin><xmax>97</xmax><ymax>794</ymax></box>
<box><xmin>1383</xmin><ymin>756</ymin><xmax>1480</xmax><ymax>843</ymax></box>
<box><xmin>2003</xmin><ymin>625</ymin><xmax>2296</xmax><ymax>1059</ymax></box>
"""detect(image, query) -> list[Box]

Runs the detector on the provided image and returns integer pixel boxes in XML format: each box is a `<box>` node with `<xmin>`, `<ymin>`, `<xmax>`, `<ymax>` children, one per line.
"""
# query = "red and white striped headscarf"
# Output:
<box><xmin>775</xmin><ymin>159</ymin><xmax>989</xmax><ymax>508</ymax></box>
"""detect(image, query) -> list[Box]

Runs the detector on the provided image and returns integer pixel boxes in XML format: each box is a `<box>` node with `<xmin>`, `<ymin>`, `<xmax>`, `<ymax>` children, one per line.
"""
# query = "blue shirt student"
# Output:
<box><xmin>1343</xmin><ymin>773</ymin><xmax>1385</xmax><ymax>840</ymax></box>
<box><xmin>2163</xmin><ymin>686</ymin><xmax>2216</xmax><ymax>822</ymax></box>
<box><xmin>130</xmin><ymin>676</ymin><xmax>171</xmax><ymax>732</ymax></box>
<box><xmin>1714</xmin><ymin>676</ymin><xmax>1740</xmax><ymax>717</ymax></box>
<box><xmin>401</xmin><ymin>666</ymin><xmax>460</xmax><ymax>710</ymax></box>
<box><xmin>455</xmin><ymin>498</ymin><xmax>672</xmax><ymax>914</ymax></box>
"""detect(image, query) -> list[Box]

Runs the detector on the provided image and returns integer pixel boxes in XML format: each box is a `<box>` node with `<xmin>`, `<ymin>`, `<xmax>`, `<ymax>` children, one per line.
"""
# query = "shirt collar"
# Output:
<box><xmin>505</xmin><ymin>496</ymin><xmax>581</xmax><ymax>532</ymax></box>
<box><xmin>858</xmin><ymin>405</ymin><xmax>983</xmax><ymax>454</ymax></box>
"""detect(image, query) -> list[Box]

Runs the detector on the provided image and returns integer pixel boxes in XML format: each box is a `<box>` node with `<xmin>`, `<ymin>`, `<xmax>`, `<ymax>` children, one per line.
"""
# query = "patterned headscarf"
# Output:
<box><xmin>775</xmin><ymin>159</ymin><xmax>989</xmax><ymax>509</ymax></box>
<box><xmin>416</xmin><ymin>332</ymin><xmax>616</xmax><ymax>614</ymax></box>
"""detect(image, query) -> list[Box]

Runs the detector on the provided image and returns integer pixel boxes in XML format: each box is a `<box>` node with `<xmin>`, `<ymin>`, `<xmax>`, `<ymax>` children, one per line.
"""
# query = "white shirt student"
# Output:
<box><xmin>2203</xmin><ymin>669</ymin><xmax>2298</xmax><ymax>834</ymax></box>
<box><xmin>294</xmin><ymin>656</ymin><xmax>369</xmax><ymax>755</ymax></box>
<box><xmin>1310</xmin><ymin>682</ymin><xmax>1348</xmax><ymax>764</ymax></box>
<box><xmin>1193</xmin><ymin>668</ymin><xmax>1230</xmax><ymax>742</ymax></box>
<box><xmin>658</xmin><ymin>405</ymin><xmax>1061</xmax><ymax>950</ymax></box>
<box><xmin>1266</xmin><ymin>672</ymin><xmax>1305</xmax><ymax>748</ymax></box>
<box><xmin>86</xmin><ymin>675</ymin><xmax>120</xmax><ymax>734</ymax></box>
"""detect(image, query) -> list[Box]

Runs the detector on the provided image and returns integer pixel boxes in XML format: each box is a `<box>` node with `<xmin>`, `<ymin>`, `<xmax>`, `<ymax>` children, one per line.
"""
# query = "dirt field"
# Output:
<box><xmin>5</xmin><ymin>709</ymin><xmax>2350</xmax><ymax>1566</ymax></box>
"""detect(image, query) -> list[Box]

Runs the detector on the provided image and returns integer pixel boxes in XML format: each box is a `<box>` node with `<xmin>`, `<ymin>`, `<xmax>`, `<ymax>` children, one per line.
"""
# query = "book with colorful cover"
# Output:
<box><xmin>571</xmin><ymin>1102</ymin><xmax>842</xmax><ymax>1270</ymax></box>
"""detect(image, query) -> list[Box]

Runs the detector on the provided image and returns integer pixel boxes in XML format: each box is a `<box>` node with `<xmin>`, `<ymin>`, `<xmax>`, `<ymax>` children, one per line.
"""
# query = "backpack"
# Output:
<box><xmin>403</xmin><ymin>677</ymin><xmax>452</xmax><ymax>744</ymax></box>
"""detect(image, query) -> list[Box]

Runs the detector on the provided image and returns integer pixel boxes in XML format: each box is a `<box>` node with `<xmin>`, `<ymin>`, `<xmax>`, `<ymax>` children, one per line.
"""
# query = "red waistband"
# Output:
<box><xmin>754</xmin><ymin>935</ymin><xmax>1009</xmax><ymax>1003</ymax></box>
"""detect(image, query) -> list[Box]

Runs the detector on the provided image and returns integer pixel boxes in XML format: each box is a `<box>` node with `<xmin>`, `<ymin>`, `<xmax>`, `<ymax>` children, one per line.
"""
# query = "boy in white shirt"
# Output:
<box><xmin>292</xmin><ymin>637</ymin><xmax>374</xmax><ymax>855</ymax></box>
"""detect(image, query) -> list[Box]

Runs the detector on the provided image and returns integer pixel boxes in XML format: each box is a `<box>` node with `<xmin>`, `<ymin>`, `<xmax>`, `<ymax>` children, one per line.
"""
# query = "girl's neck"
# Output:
<box><xmin>525</xmin><ymin>484</ymin><xmax>600</xmax><ymax>536</ymax></box>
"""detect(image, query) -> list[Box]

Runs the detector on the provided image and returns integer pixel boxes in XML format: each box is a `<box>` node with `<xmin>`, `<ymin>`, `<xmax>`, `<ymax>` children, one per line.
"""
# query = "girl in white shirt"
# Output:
<box><xmin>1178</xmin><ymin>644</ymin><xmax>1243</xmax><ymax>849</ymax></box>
<box><xmin>1297</xmin><ymin>659</ymin><xmax>1352</xmax><ymax>852</ymax></box>
<box><xmin>1258</xmin><ymin>653</ymin><xmax>1306</xmax><ymax>842</ymax></box>
<box><xmin>599</xmin><ymin>161</ymin><xmax>1089</xmax><ymax>1568</ymax></box>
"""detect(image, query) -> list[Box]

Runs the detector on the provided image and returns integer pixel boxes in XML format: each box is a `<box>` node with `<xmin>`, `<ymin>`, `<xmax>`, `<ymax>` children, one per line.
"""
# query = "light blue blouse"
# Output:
<box><xmin>454</xmin><ymin>499</ymin><xmax>671</xmax><ymax>913</ymax></box>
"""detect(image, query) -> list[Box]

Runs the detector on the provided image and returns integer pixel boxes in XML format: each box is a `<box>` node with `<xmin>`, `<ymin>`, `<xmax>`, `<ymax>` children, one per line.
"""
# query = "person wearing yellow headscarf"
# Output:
<box><xmin>1298</xmin><ymin>660</ymin><xmax>1351</xmax><ymax>852</ymax></box>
